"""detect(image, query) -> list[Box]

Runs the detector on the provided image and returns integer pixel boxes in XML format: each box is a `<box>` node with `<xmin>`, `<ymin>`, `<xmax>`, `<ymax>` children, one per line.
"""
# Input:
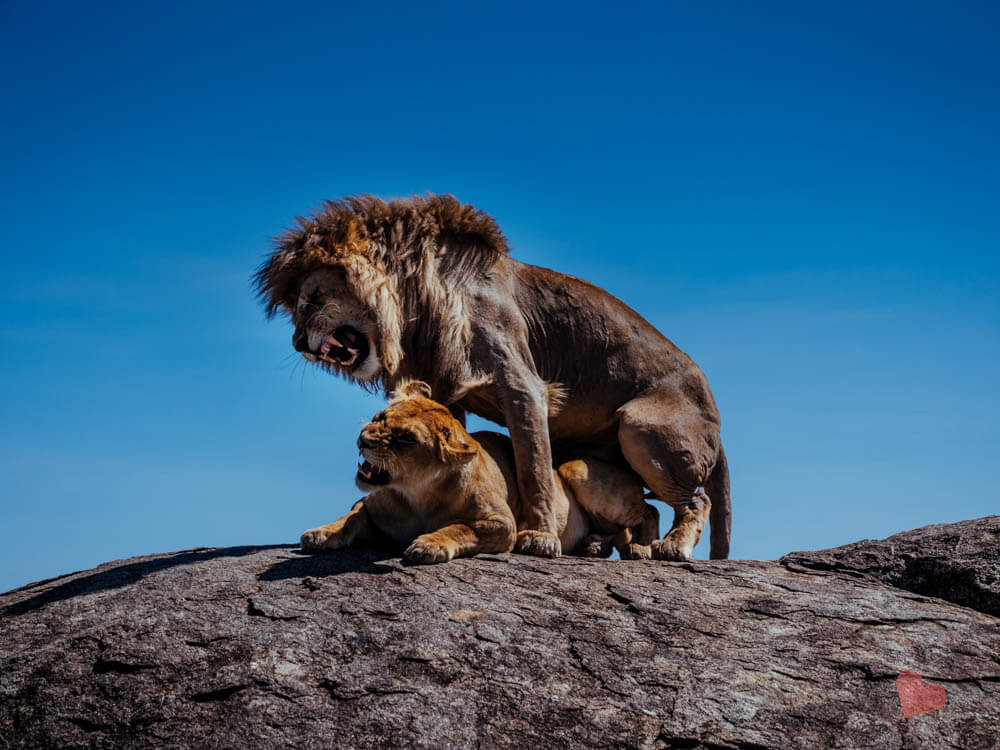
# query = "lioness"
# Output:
<box><xmin>300</xmin><ymin>381</ymin><xmax>660</xmax><ymax>563</ymax></box>
<box><xmin>257</xmin><ymin>194</ymin><xmax>730</xmax><ymax>560</ymax></box>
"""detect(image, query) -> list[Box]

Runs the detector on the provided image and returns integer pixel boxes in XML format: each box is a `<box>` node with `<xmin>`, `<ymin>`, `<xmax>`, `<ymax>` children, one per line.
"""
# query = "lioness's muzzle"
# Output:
<box><xmin>356</xmin><ymin>459</ymin><xmax>392</xmax><ymax>486</ymax></box>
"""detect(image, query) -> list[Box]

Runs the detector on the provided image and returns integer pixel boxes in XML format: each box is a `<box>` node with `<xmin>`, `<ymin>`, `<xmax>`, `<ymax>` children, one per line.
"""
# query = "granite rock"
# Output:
<box><xmin>2</xmin><ymin>517</ymin><xmax>998</xmax><ymax>749</ymax></box>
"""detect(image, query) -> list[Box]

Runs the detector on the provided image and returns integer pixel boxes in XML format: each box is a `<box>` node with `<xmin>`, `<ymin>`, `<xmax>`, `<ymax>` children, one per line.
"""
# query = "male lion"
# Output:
<box><xmin>300</xmin><ymin>381</ymin><xmax>660</xmax><ymax>563</ymax></box>
<box><xmin>256</xmin><ymin>194</ymin><xmax>730</xmax><ymax>560</ymax></box>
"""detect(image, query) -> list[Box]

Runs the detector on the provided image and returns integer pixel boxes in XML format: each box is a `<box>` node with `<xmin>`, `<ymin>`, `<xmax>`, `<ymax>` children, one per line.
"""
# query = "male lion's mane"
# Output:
<box><xmin>254</xmin><ymin>194</ymin><xmax>509</xmax><ymax>394</ymax></box>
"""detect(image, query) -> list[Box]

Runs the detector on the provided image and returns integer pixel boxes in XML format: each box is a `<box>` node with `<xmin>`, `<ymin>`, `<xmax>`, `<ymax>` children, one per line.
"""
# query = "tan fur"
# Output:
<box><xmin>300</xmin><ymin>383</ymin><xmax>659</xmax><ymax>563</ymax></box>
<box><xmin>260</xmin><ymin>194</ymin><xmax>731</xmax><ymax>561</ymax></box>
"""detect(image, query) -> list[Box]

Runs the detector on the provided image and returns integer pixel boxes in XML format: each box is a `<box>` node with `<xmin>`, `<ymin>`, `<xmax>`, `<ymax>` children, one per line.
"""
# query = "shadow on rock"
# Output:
<box><xmin>258</xmin><ymin>545</ymin><xmax>403</xmax><ymax>582</ymax></box>
<box><xmin>3</xmin><ymin>545</ymin><xmax>292</xmax><ymax>617</ymax></box>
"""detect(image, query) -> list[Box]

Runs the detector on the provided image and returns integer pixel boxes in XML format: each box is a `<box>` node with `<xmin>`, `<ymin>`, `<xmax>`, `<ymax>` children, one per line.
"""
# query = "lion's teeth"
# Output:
<box><xmin>319</xmin><ymin>334</ymin><xmax>344</xmax><ymax>357</ymax></box>
<box><xmin>318</xmin><ymin>340</ymin><xmax>332</xmax><ymax>357</ymax></box>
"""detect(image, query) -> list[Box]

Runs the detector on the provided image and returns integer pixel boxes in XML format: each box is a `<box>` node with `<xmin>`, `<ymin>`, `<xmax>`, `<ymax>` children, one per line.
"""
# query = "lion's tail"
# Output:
<box><xmin>705</xmin><ymin>444</ymin><xmax>731</xmax><ymax>560</ymax></box>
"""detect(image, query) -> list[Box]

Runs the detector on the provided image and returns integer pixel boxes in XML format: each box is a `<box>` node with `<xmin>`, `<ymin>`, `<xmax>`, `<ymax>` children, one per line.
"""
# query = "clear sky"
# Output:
<box><xmin>1</xmin><ymin>1</ymin><xmax>997</xmax><ymax>593</ymax></box>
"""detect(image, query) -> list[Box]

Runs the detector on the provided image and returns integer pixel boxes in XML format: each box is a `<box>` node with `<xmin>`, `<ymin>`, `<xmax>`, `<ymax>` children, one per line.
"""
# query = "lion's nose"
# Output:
<box><xmin>292</xmin><ymin>328</ymin><xmax>309</xmax><ymax>352</ymax></box>
<box><xmin>358</xmin><ymin>434</ymin><xmax>377</xmax><ymax>450</ymax></box>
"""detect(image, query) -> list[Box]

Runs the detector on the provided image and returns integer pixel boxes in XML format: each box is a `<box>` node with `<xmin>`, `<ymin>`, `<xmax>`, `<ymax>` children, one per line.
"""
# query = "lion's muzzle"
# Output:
<box><xmin>293</xmin><ymin>324</ymin><xmax>370</xmax><ymax>370</ymax></box>
<box><xmin>292</xmin><ymin>328</ymin><xmax>316</xmax><ymax>360</ymax></box>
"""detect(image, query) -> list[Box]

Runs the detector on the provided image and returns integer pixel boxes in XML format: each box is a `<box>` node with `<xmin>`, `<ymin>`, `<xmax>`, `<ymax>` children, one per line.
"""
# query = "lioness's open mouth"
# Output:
<box><xmin>356</xmin><ymin>459</ymin><xmax>392</xmax><ymax>486</ymax></box>
<box><xmin>318</xmin><ymin>326</ymin><xmax>370</xmax><ymax>370</ymax></box>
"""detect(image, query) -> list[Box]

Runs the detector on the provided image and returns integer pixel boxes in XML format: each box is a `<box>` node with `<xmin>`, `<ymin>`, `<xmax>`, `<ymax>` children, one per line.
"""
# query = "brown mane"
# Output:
<box><xmin>254</xmin><ymin>194</ymin><xmax>510</xmax><ymax>318</ymax></box>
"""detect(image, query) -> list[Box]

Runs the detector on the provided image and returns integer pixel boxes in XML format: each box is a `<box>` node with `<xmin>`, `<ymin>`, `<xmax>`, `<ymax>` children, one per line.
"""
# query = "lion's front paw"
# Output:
<box><xmin>620</xmin><ymin>543</ymin><xmax>652</xmax><ymax>560</ymax></box>
<box><xmin>514</xmin><ymin>530</ymin><xmax>562</xmax><ymax>558</ymax></box>
<box><xmin>650</xmin><ymin>537</ymin><xmax>690</xmax><ymax>562</ymax></box>
<box><xmin>404</xmin><ymin>538</ymin><xmax>455</xmax><ymax>565</ymax></box>
<box><xmin>300</xmin><ymin>527</ymin><xmax>347</xmax><ymax>553</ymax></box>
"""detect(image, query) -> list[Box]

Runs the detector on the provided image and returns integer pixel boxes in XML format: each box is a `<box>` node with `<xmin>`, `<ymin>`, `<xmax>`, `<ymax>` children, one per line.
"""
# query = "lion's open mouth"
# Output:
<box><xmin>318</xmin><ymin>326</ymin><xmax>370</xmax><ymax>370</ymax></box>
<box><xmin>356</xmin><ymin>459</ymin><xmax>392</xmax><ymax>486</ymax></box>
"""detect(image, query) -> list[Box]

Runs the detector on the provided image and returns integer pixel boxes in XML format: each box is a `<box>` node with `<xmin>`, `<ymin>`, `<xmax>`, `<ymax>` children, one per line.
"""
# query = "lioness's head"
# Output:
<box><xmin>355</xmin><ymin>381</ymin><xmax>476</xmax><ymax>492</ymax></box>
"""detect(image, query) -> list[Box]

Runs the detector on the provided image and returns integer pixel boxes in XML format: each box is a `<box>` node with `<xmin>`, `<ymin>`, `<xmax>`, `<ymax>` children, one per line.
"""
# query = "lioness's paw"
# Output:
<box><xmin>300</xmin><ymin>527</ymin><xmax>346</xmax><ymax>553</ymax></box>
<box><xmin>620</xmin><ymin>543</ymin><xmax>653</xmax><ymax>560</ymax></box>
<box><xmin>514</xmin><ymin>530</ymin><xmax>561</xmax><ymax>558</ymax></box>
<box><xmin>404</xmin><ymin>539</ymin><xmax>455</xmax><ymax>565</ymax></box>
<box><xmin>651</xmin><ymin>538</ymin><xmax>691</xmax><ymax>562</ymax></box>
<box><xmin>575</xmin><ymin>534</ymin><xmax>614</xmax><ymax>558</ymax></box>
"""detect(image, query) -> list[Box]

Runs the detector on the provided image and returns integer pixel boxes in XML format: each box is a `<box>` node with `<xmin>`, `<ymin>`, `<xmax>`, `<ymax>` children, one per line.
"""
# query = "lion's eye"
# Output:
<box><xmin>297</xmin><ymin>293</ymin><xmax>320</xmax><ymax>316</ymax></box>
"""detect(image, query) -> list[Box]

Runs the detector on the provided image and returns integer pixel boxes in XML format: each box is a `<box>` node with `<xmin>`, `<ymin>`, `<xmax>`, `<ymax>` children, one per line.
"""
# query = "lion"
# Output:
<box><xmin>300</xmin><ymin>381</ymin><xmax>660</xmax><ymax>563</ymax></box>
<box><xmin>256</xmin><ymin>194</ymin><xmax>730</xmax><ymax>561</ymax></box>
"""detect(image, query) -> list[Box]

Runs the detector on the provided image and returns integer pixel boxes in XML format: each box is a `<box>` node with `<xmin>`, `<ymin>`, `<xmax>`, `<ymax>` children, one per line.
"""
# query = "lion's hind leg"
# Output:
<box><xmin>617</xmin><ymin>390</ymin><xmax>719</xmax><ymax>562</ymax></box>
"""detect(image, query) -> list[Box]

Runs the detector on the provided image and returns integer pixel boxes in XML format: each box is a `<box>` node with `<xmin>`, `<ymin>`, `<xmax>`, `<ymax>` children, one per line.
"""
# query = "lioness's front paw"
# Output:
<box><xmin>620</xmin><ymin>543</ymin><xmax>652</xmax><ymax>560</ymax></box>
<box><xmin>403</xmin><ymin>538</ymin><xmax>455</xmax><ymax>565</ymax></box>
<box><xmin>300</xmin><ymin>527</ymin><xmax>347</xmax><ymax>553</ymax></box>
<box><xmin>651</xmin><ymin>537</ymin><xmax>690</xmax><ymax>562</ymax></box>
<box><xmin>514</xmin><ymin>530</ymin><xmax>561</xmax><ymax>558</ymax></box>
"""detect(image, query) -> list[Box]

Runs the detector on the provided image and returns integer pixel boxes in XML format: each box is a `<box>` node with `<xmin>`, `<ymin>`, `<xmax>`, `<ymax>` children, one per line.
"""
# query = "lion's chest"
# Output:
<box><xmin>364</xmin><ymin>490</ymin><xmax>451</xmax><ymax>544</ymax></box>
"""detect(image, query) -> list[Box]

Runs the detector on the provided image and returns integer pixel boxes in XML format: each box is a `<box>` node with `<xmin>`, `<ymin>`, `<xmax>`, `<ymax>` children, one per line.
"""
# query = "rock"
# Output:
<box><xmin>781</xmin><ymin>515</ymin><xmax>1000</xmax><ymax>617</ymax></box>
<box><xmin>1</xmin><ymin>518</ymin><xmax>998</xmax><ymax>750</ymax></box>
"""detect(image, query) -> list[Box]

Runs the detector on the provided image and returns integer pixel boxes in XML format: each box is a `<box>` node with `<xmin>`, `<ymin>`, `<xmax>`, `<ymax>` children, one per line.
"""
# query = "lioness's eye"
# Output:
<box><xmin>394</xmin><ymin>431</ymin><xmax>416</xmax><ymax>445</ymax></box>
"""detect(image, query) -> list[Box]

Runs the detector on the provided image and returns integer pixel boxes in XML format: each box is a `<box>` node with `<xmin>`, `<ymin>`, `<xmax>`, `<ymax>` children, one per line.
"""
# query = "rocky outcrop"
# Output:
<box><xmin>780</xmin><ymin>516</ymin><xmax>1000</xmax><ymax>617</ymax></box>
<box><xmin>1</xmin><ymin>517</ymin><xmax>998</xmax><ymax>749</ymax></box>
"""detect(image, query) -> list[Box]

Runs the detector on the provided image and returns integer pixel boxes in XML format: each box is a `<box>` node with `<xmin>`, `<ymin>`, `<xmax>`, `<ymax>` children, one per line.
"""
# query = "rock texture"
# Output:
<box><xmin>1</xmin><ymin>517</ymin><xmax>998</xmax><ymax>750</ymax></box>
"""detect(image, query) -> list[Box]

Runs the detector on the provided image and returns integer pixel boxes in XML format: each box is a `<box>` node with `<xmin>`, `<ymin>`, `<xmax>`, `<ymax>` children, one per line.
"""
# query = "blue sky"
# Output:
<box><xmin>1</xmin><ymin>1</ymin><xmax>997</xmax><ymax>592</ymax></box>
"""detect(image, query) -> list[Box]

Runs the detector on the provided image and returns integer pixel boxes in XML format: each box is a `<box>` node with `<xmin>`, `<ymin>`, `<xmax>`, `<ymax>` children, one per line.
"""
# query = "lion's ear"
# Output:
<box><xmin>437</xmin><ymin>425</ymin><xmax>477</xmax><ymax>464</ymax></box>
<box><xmin>391</xmin><ymin>380</ymin><xmax>433</xmax><ymax>402</ymax></box>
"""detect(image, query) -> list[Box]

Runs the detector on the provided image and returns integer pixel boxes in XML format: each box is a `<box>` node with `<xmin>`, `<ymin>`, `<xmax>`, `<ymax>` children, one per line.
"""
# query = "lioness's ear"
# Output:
<box><xmin>391</xmin><ymin>380</ymin><xmax>433</xmax><ymax>402</ymax></box>
<box><xmin>437</xmin><ymin>425</ymin><xmax>477</xmax><ymax>464</ymax></box>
